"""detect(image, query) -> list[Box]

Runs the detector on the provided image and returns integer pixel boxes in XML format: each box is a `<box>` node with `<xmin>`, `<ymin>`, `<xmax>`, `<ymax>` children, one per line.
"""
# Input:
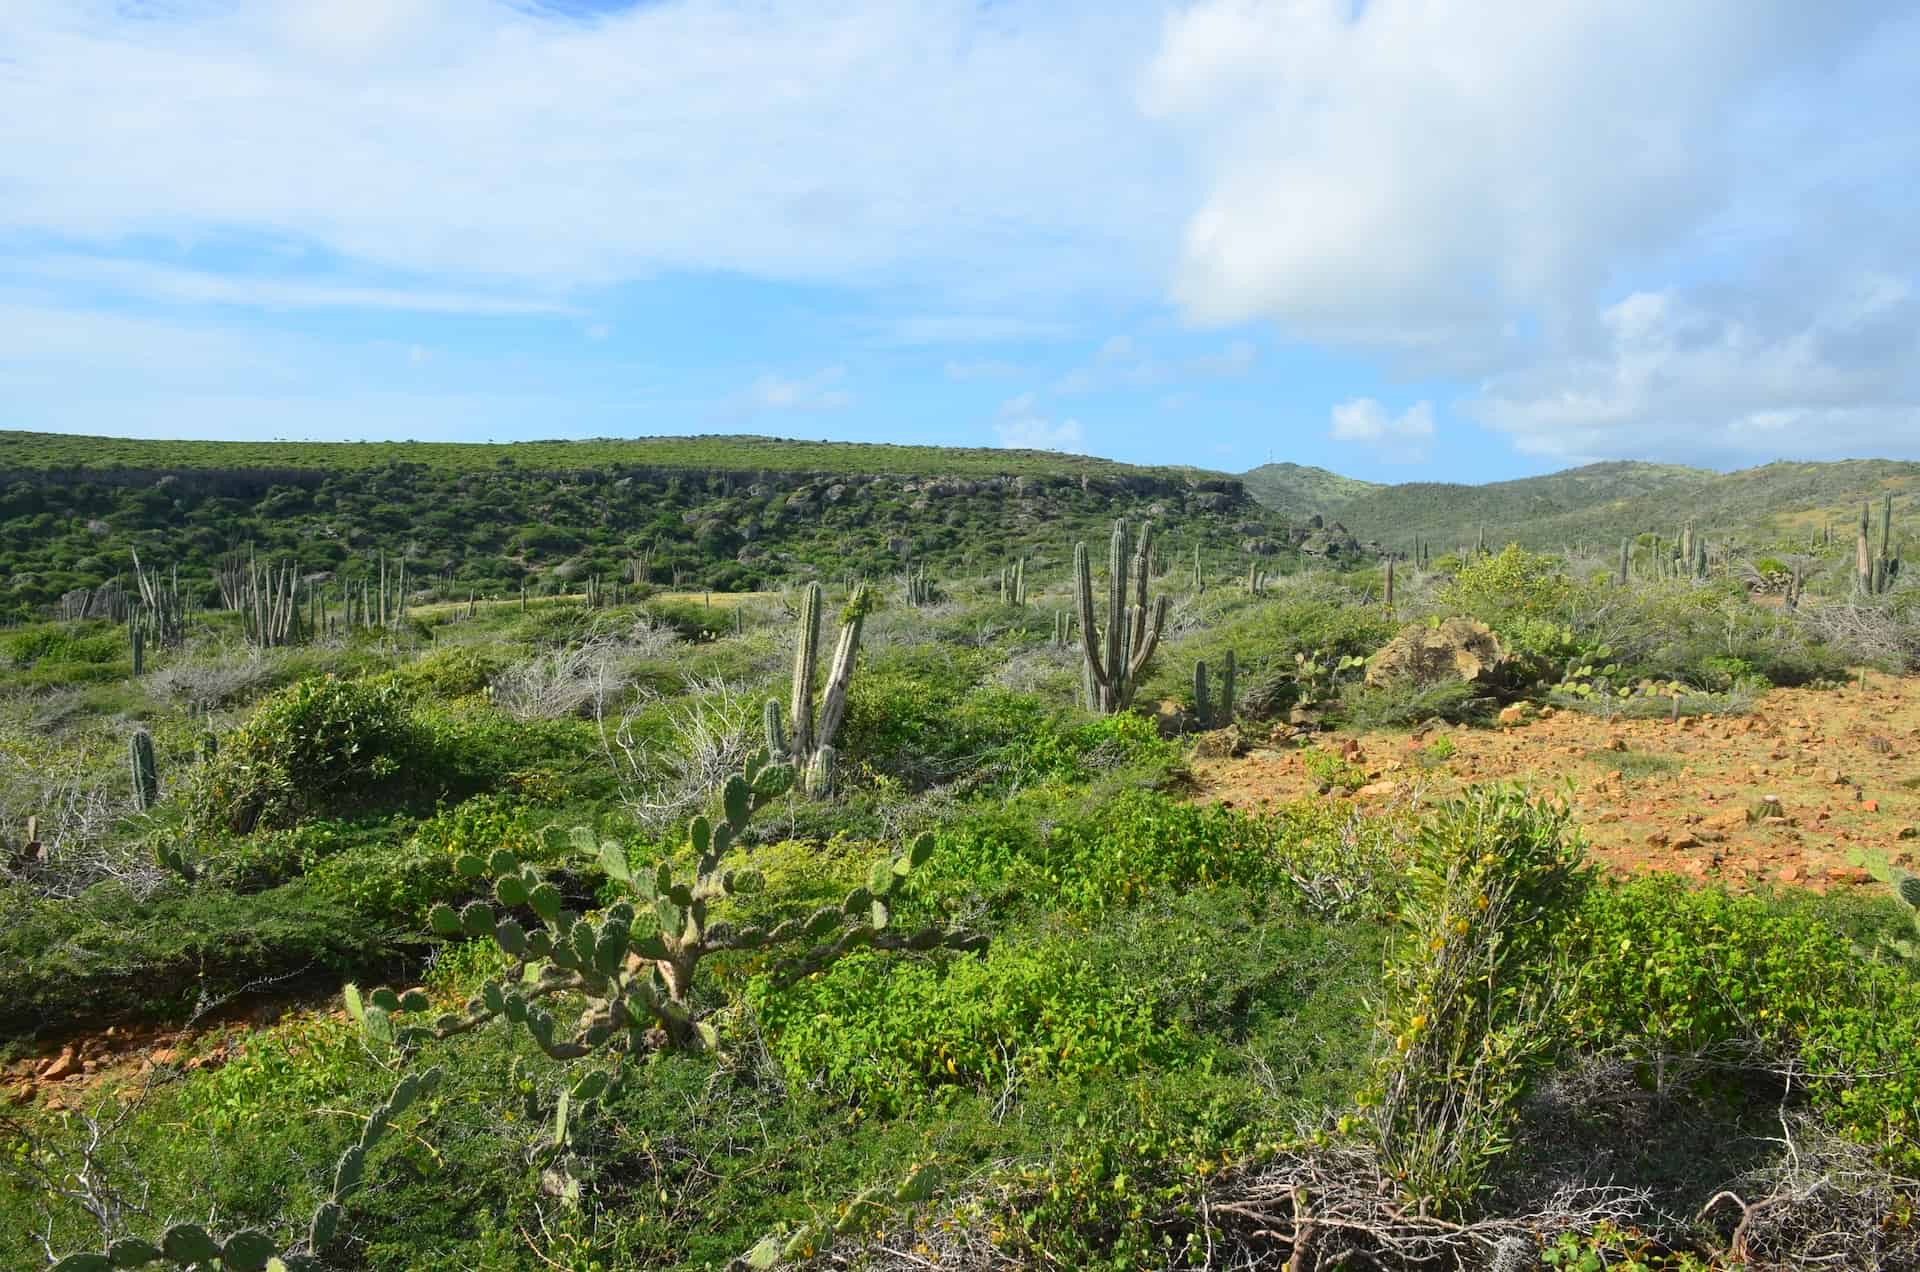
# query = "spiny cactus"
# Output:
<box><xmin>764</xmin><ymin>583</ymin><xmax>871</xmax><ymax>796</ymax></box>
<box><xmin>1052</xmin><ymin>609</ymin><xmax>1072</xmax><ymax>649</ymax></box>
<box><xmin>129</xmin><ymin>730</ymin><xmax>158</xmax><ymax>812</ymax></box>
<box><xmin>998</xmin><ymin>558</ymin><xmax>1028</xmax><ymax>607</ymax></box>
<box><xmin>1860</xmin><ymin>869</ymin><xmax>1920</xmax><ymax>967</ymax></box>
<box><xmin>46</xmin><ymin>1068</ymin><xmax>440</xmax><ymax>1272</ymax></box>
<box><xmin>903</xmin><ymin>561</ymin><xmax>938</xmax><ymax>606</ymax></box>
<box><xmin>130</xmin><ymin>624</ymin><xmax>145</xmax><ymax>678</ymax></box>
<box><xmin>1193</xmin><ymin>650</ymin><xmax>1237</xmax><ymax>729</ymax></box>
<box><xmin>1073</xmin><ymin>519</ymin><xmax>1169</xmax><ymax>715</ymax></box>
<box><xmin>349</xmin><ymin>752</ymin><xmax>981</xmax><ymax>1216</ymax></box>
<box><xmin>129</xmin><ymin>549</ymin><xmax>188</xmax><ymax>652</ymax></box>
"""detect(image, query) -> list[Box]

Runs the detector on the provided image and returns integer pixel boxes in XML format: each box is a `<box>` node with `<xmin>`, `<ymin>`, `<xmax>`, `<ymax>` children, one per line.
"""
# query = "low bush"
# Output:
<box><xmin>748</xmin><ymin>938</ymin><xmax>1190</xmax><ymax>1115</ymax></box>
<box><xmin>1559</xmin><ymin>878</ymin><xmax>1920</xmax><ymax>1167</ymax></box>
<box><xmin>0</xmin><ymin>878</ymin><xmax>403</xmax><ymax>1036</ymax></box>
<box><xmin>187</xmin><ymin>675</ymin><xmax>423</xmax><ymax>834</ymax></box>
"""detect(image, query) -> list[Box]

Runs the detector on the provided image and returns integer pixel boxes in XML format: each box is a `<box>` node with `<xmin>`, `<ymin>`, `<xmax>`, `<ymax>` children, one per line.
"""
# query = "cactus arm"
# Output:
<box><xmin>1124</xmin><ymin>595</ymin><xmax>1170</xmax><ymax>684</ymax></box>
<box><xmin>1073</xmin><ymin>543</ymin><xmax>1111</xmax><ymax>694</ymax></box>
<box><xmin>1105</xmin><ymin>521</ymin><xmax>1126</xmax><ymax>700</ymax></box>
<box><xmin>789</xmin><ymin>582</ymin><xmax>821</xmax><ymax>761</ymax></box>
<box><xmin>812</xmin><ymin>596</ymin><xmax>868</xmax><ymax>754</ymax></box>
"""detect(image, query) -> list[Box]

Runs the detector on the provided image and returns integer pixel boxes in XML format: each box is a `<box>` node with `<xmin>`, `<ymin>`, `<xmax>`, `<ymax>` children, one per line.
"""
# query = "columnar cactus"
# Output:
<box><xmin>1858</xmin><ymin>501</ymin><xmax>1873</xmax><ymax>595</ymax></box>
<box><xmin>999</xmin><ymin>558</ymin><xmax>1028</xmax><ymax>606</ymax></box>
<box><xmin>903</xmin><ymin>562</ymin><xmax>937</xmax><ymax>606</ymax></box>
<box><xmin>1073</xmin><ymin>519</ymin><xmax>1170</xmax><ymax>715</ymax></box>
<box><xmin>129</xmin><ymin>730</ymin><xmax>158</xmax><ymax>811</ymax></box>
<box><xmin>1196</xmin><ymin>650</ymin><xmax>1237</xmax><ymax>728</ymax></box>
<box><xmin>1383</xmin><ymin>558</ymin><xmax>1394</xmax><ymax>611</ymax></box>
<box><xmin>1053</xmin><ymin>609</ymin><xmax>1071</xmax><ymax>649</ymax></box>
<box><xmin>765</xmin><ymin>582</ymin><xmax>870</xmax><ymax>795</ymax></box>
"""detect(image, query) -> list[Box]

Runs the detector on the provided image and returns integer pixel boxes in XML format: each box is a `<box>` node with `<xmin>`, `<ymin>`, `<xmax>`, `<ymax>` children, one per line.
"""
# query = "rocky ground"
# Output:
<box><xmin>1195</xmin><ymin>674</ymin><xmax>1920</xmax><ymax>893</ymax></box>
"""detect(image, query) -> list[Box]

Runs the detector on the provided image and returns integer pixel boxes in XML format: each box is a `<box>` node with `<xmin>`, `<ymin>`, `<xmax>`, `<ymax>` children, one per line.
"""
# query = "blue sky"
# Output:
<box><xmin>2</xmin><ymin>1</ymin><xmax>1917</xmax><ymax>482</ymax></box>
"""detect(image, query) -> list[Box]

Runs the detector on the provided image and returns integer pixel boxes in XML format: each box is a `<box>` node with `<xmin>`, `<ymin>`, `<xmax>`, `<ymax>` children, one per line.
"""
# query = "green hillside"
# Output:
<box><xmin>1237</xmin><ymin>462</ymin><xmax>1381</xmax><ymax>520</ymax></box>
<box><xmin>1243</xmin><ymin>458</ymin><xmax>1920</xmax><ymax>554</ymax></box>
<box><xmin>0</xmin><ymin>430</ymin><xmax>1200</xmax><ymax>482</ymax></box>
<box><xmin>0</xmin><ymin>430</ymin><xmax>1285</xmax><ymax>622</ymax></box>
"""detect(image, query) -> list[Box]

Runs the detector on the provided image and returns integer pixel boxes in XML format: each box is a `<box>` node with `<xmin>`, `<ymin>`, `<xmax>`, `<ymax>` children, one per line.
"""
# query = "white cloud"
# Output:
<box><xmin>1330</xmin><ymin>398</ymin><xmax>1434</xmax><ymax>464</ymax></box>
<box><xmin>994</xmin><ymin>393</ymin><xmax>1086</xmax><ymax>452</ymax></box>
<box><xmin>2</xmin><ymin>1</ymin><xmax>1182</xmax><ymax>301</ymax></box>
<box><xmin>1472</xmin><ymin>281</ymin><xmax>1920</xmax><ymax>461</ymax></box>
<box><xmin>1144</xmin><ymin>0</ymin><xmax>1920</xmax><ymax>460</ymax></box>
<box><xmin>744</xmin><ymin>367</ymin><xmax>853</xmax><ymax>412</ymax></box>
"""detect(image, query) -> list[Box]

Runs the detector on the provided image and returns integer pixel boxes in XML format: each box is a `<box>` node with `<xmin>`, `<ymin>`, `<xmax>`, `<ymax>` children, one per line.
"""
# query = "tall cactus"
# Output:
<box><xmin>903</xmin><ymin>561</ymin><xmax>937</xmax><ymax>606</ymax></box>
<box><xmin>1857</xmin><ymin>501</ymin><xmax>1873</xmax><ymax>595</ymax></box>
<box><xmin>129</xmin><ymin>729</ymin><xmax>158</xmax><ymax>811</ymax></box>
<box><xmin>999</xmin><ymin>558</ymin><xmax>1028</xmax><ymax>606</ymax></box>
<box><xmin>1193</xmin><ymin>649</ymin><xmax>1236</xmax><ymax>729</ymax></box>
<box><xmin>765</xmin><ymin>582</ymin><xmax>870</xmax><ymax>795</ymax></box>
<box><xmin>1073</xmin><ymin>519</ymin><xmax>1169</xmax><ymax>714</ymax></box>
<box><xmin>1618</xmin><ymin>538</ymin><xmax>1630</xmax><ymax>586</ymax></box>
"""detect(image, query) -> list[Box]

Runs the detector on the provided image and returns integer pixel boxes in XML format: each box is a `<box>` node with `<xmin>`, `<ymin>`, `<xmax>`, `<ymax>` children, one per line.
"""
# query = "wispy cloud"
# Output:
<box><xmin>742</xmin><ymin>366</ymin><xmax>854</xmax><ymax>413</ymax></box>
<box><xmin>993</xmin><ymin>392</ymin><xmax>1085</xmax><ymax>452</ymax></box>
<box><xmin>18</xmin><ymin>256</ymin><xmax>576</xmax><ymax>316</ymax></box>
<box><xmin>2</xmin><ymin>1</ymin><xmax>1180</xmax><ymax>300</ymax></box>
<box><xmin>1330</xmin><ymin>398</ymin><xmax>1435</xmax><ymax>464</ymax></box>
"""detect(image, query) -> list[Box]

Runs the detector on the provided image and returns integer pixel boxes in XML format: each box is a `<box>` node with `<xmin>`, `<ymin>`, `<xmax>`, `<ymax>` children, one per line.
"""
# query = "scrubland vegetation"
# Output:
<box><xmin>3</xmin><ymin>446</ymin><xmax>1920</xmax><ymax>1270</ymax></box>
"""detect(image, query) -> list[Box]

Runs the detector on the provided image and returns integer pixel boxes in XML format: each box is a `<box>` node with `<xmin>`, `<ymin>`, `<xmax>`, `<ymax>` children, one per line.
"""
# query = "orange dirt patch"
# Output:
<box><xmin>2</xmin><ymin>995</ymin><xmax>328</xmax><ymax>1112</ymax></box>
<box><xmin>1195</xmin><ymin>675</ymin><xmax>1920</xmax><ymax>892</ymax></box>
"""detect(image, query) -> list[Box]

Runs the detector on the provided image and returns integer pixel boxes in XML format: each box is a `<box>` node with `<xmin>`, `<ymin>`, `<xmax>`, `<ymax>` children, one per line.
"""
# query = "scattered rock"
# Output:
<box><xmin>1497</xmin><ymin>703</ymin><xmax>1531</xmax><ymax>728</ymax></box>
<box><xmin>1354</xmin><ymin>780</ymin><xmax>1401</xmax><ymax>801</ymax></box>
<box><xmin>38</xmin><ymin>1048</ymin><xmax>77</xmax><ymax>1082</ymax></box>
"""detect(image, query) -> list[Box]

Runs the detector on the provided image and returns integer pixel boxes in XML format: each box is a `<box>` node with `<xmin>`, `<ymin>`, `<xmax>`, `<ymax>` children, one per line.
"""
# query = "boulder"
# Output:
<box><xmin>1192</xmin><ymin>725</ymin><xmax>1249</xmax><ymax>759</ymax></box>
<box><xmin>1365</xmin><ymin>618</ymin><xmax>1510</xmax><ymax>691</ymax></box>
<box><xmin>1152</xmin><ymin>699</ymin><xmax>1196</xmax><ymax>738</ymax></box>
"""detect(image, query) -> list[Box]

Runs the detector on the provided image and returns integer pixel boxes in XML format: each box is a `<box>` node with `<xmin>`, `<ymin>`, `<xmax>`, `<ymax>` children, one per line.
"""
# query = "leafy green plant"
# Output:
<box><xmin>186</xmin><ymin>675</ymin><xmax>420</xmax><ymax>834</ymax></box>
<box><xmin>1301</xmin><ymin>745</ymin><xmax>1368</xmax><ymax>794</ymax></box>
<box><xmin>1559</xmin><ymin>878</ymin><xmax>1920</xmax><ymax>1167</ymax></box>
<box><xmin>1359</xmin><ymin>787</ymin><xmax>1591</xmax><ymax>1213</ymax></box>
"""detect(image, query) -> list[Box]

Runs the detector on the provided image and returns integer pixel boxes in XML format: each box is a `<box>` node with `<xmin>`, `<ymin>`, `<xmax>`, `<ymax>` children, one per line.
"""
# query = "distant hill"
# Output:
<box><xmin>1238</xmin><ymin>463</ymin><xmax>1381</xmax><ymax>521</ymax></box>
<box><xmin>0</xmin><ymin>430</ymin><xmax>1287</xmax><ymax>621</ymax></box>
<box><xmin>1241</xmin><ymin>458</ymin><xmax>1920</xmax><ymax>554</ymax></box>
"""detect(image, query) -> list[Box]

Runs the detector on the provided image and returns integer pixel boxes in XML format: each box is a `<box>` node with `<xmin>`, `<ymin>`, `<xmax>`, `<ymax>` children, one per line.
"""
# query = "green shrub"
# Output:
<box><xmin>0</xmin><ymin>878</ymin><xmax>399</xmax><ymax>1037</ymax></box>
<box><xmin>1361</xmin><ymin>787</ymin><xmax>1592</xmax><ymax>1212</ymax></box>
<box><xmin>1332</xmin><ymin>677</ymin><xmax>1482</xmax><ymax>730</ymax></box>
<box><xmin>187</xmin><ymin>675</ymin><xmax>422</xmax><ymax>833</ymax></box>
<box><xmin>1559</xmin><ymin>879</ymin><xmax>1920</xmax><ymax>1167</ymax></box>
<box><xmin>914</xmin><ymin>790</ymin><xmax>1402</xmax><ymax>920</ymax></box>
<box><xmin>747</xmin><ymin>940</ymin><xmax>1189</xmax><ymax>1115</ymax></box>
<box><xmin>1441</xmin><ymin>545</ymin><xmax>1575</xmax><ymax>625</ymax></box>
<box><xmin>398</xmin><ymin>644</ymin><xmax>504</xmax><ymax>698</ymax></box>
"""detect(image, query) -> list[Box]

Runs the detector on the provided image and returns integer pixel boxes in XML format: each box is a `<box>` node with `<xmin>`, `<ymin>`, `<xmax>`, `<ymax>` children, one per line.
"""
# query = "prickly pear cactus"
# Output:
<box><xmin>346</xmin><ymin>749</ymin><xmax>983</xmax><ymax>1209</ymax></box>
<box><xmin>46</xmin><ymin>1069</ymin><xmax>440</xmax><ymax>1272</ymax></box>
